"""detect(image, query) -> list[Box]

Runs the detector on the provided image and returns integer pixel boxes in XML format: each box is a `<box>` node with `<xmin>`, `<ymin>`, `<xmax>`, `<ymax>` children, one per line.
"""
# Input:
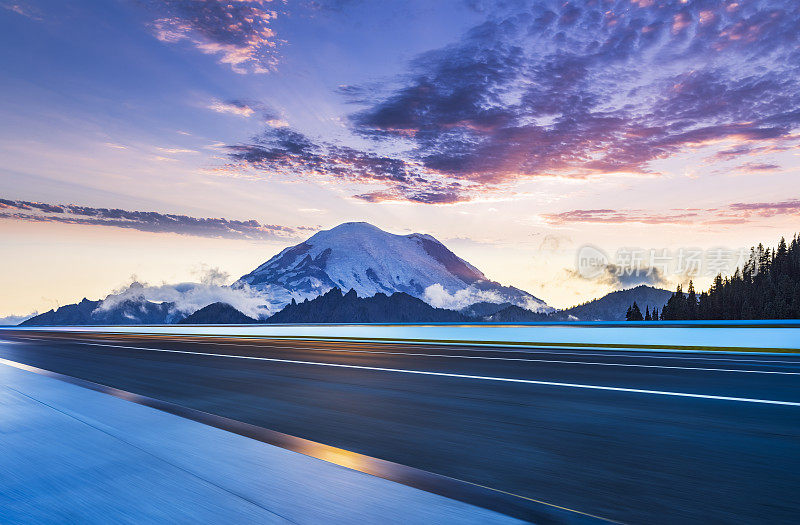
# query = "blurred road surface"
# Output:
<box><xmin>1</xmin><ymin>330</ymin><xmax>798</xmax><ymax>524</ymax></box>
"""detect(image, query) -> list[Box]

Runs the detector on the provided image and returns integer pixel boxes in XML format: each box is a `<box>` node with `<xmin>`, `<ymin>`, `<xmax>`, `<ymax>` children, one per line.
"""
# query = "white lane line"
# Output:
<box><xmin>75</xmin><ymin>342</ymin><xmax>800</xmax><ymax>407</ymax></box>
<box><xmin>184</xmin><ymin>342</ymin><xmax>800</xmax><ymax>375</ymax></box>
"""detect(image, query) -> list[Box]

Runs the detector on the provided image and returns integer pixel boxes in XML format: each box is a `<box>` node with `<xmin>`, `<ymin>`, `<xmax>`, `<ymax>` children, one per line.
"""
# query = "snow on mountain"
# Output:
<box><xmin>235</xmin><ymin>222</ymin><xmax>551</xmax><ymax>313</ymax></box>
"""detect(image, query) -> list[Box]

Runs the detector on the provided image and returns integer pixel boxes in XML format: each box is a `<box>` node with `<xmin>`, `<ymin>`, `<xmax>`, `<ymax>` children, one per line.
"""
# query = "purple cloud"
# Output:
<box><xmin>224</xmin><ymin>127</ymin><xmax>477</xmax><ymax>204</ymax></box>
<box><xmin>544</xmin><ymin>199</ymin><xmax>800</xmax><ymax>225</ymax></box>
<box><xmin>140</xmin><ymin>0</ymin><xmax>283</xmax><ymax>73</ymax></box>
<box><xmin>344</xmin><ymin>0</ymin><xmax>800</xmax><ymax>191</ymax></box>
<box><xmin>728</xmin><ymin>199</ymin><xmax>800</xmax><ymax>217</ymax></box>
<box><xmin>544</xmin><ymin>208</ymin><xmax>701</xmax><ymax>225</ymax></box>
<box><xmin>212</xmin><ymin>0</ymin><xmax>800</xmax><ymax>204</ymax></box>
<box><xmin>0</xmin><ymin>198</ymin><xmax>312</xmax><ymax>240</ymax></box>
<box><xmin>736</xmin><ymin>162</ymin><xmax>781</xmax><ymax>172</ymax></box>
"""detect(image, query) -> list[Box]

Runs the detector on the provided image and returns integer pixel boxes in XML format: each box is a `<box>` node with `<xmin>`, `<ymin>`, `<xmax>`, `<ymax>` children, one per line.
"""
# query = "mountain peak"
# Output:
<box><xmin>321</xmin><ymin>221</ymin><xmax>380</xmax><ymax>232</ymax></box>
<box><xmin>178</xmin><ymin>302</ymin><xmax>256</xmax><ymax>325</ymax></box>
<box><xmin>236</xmin><ymin>221</ymin><xmax>551</xmax><ymax>314</ymax></box>
<box><xmin>307</xmin><ymin>222</ymin><xmax>405</xmax><ymax>247</ymax></box>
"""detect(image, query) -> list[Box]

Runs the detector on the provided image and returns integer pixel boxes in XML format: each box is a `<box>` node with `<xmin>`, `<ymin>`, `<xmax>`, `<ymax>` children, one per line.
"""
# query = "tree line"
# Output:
<box><xmin>627</xmin><ymin>233</ymin><xmax>800</xmax><ymax>320</ymax></box>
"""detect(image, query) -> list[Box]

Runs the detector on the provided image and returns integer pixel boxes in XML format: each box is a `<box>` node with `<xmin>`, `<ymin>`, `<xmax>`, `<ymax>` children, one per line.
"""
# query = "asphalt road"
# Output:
<box><xmin>1</xmin><ymin>330</ymin><xmax>798</xmax><ymax>524</ymax></box>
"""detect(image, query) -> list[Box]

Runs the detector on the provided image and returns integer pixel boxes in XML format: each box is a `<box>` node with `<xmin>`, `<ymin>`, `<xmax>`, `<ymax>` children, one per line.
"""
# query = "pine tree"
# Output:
<box><xmin>627</xmin><ymin>301</ymin><xmax>643</xmax><ymax>321</ymax></box>
<box><xmin>661</xmin><ymin>284</ymin><xmax>686</xmax><ymax>320</ymax></box>
<box><xmin>644</xmin><ymin>306</ymin><xmax>651</xmax><ymax>321</ymax></box>
<box><xmin>686</xmin><ymin>280</ymin><xmax>697</xmax><ymax>320</ymax></box>
<box><xmin>633</xmin><ymin>233</ymin><xmax>799</xmax><ymax>320</ymax></box>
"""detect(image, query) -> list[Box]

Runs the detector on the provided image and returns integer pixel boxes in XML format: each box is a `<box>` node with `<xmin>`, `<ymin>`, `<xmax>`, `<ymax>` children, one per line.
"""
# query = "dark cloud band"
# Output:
<box><xmin>543</xmin><ymin>199</ymin><xmax>800</xmax><ymax>225</ymax></box>
<box><xmin>224</xmin><ymin>128</ymin><xmax>476</xmax><ymax>204</ymax></box>
<box><xmin>0</xmin><ymin>198</ymin><xmax>311</xmax><ymax>240</ymax></box>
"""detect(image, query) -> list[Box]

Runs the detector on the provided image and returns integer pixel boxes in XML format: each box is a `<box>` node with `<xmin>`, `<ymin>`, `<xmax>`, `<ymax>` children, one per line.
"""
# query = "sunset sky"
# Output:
<box><xmin>1</xmin><ymin>0</ymin><xmax>799</xmax><ymax>318</ymax></box>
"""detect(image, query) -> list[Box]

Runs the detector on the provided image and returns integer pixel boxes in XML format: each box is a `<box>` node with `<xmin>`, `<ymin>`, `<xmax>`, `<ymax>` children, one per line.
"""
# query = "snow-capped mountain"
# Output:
<box><xmin>236</xmin><ymin>222</ymin><xmax>551</xmax><ymax>313</ymax></box>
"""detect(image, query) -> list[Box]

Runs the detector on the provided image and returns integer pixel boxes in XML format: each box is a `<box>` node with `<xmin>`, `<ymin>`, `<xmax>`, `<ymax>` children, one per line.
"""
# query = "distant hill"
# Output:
<box><xmin>21</xmin><ymin>296</ymin><xmax>181</xmax><ymax>326</ymax></box>
<box><xmin>20</xmin><ymin>298</ymin><xmax>100</xmax><ymax>326</ymax></box>
<box><xmin>556</xmin><ymin>285</ymin><xmax>672</xmax><ymax>321</ymax></box>
<box><xmin>178</xmin><ymin>302</ymin><xmax>256</xmax><ymax>324</ymax></box>
<box><xmin>266</xmin><ymin>288</ymin><xmax>467</xmax><ymax>323</ymax></box>
<box><xmin>485</xmin><ymin>305</ymin><xmax>549</xmax><ymax>322</ymax></box>
<box><xmin>460</xmin><ymin>301</ymin><xmax>514</xmax><ymax>318</ymax></box>
<box><xmin>463</xmin><ymin>287</ymin><xmax>673</xmax><ymax>322</ymax></box>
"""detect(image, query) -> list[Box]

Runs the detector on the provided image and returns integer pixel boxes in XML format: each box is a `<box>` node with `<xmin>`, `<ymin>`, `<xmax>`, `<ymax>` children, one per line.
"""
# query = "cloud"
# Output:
<box><xmin>140</xmin><ymin>0</ymin><xmax>283</xmax><ymax>74</ymax></box>
<box><xmin>205</xmin><ymin>1</ymin><xmax>799</xmax><ymax>204</ymax></box>
<box><xmin>543</xmin><ymin>199</ymin><xmax>800</xmax><ymax>225</ymax></box>
<box><xmin>207</xmin><ymin>98</ymin><xmax>289</xmax><ymax>129</ymax></box>
<box><xmin>207</xmin><ymin>99</ymin><xmax>257</xmax><ymax>117</ymax></box>
<box><xmin>1</xmin><ymin>1</ymin><xmax>41</xmax><ymax>20</ymax></box>
<box><xmin>224</xmin><ymin>127</ymin><xmax>477</xmax><ymax>204</ymax></box>
<box><xmin>156</xmin><ymin>147</ymin><xmax>197</xmax><ymax>154</ymax></box>
<box><xmin>567</xmin><ymin>263</ymin><xmax>669</xmax><ymax>290</ymax></box>
<box><xmin>710</xmin><ymin>145</ymin><xmax>756</xmax><ymax>161</ymax></box>
<box><xmin>422</xmin><ymin>283</ymin><xmax>504</xmax><ymax>310</ymax></box>
<box><xmin>335</xmin><ymin>0</ymin><xmax>800</xmax><ymax>199</ymax></box>
<box><xmin>98</xmin><ymin>277</ymin><xmax>276</xmax><ymax>319</ymax></box>
<box><xmin>735</xmin><ymin>162</ymin><xmax>781</xmax><ymax>172</ymax></box>
<box><xmin>0</xmin><ymin>198</ymin><xmax>312</xmax><ymax>240</ymax></box>
<box><xmin>543</xmin><ymin>208</ymin><xmax>701</xmax><ymax>225</ymax></box>
<box><xmin>265</xmin><ymin>118</ymin><xmax>289</xmax><ymax>128</ymax></box>
<box><xmin>728</xmin><ymin>199</ymin><xmax>800</xmax><ymax>217</ymax></box>
<box><xmin>192</xmin><ymin>264</ymin><xmax>231</xmax><ymax>286</ymax></box>
<box><xmin>706</xmin><ymin>137</ymin><xmax>796</xmax><ymax>163</ymax></box>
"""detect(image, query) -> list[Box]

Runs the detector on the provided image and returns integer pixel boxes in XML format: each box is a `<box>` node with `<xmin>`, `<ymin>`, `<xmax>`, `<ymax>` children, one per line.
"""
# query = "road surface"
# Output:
<box><xmin>0</xmin><ymin>360</ymin><xmax>522</xmax><ymax>525</ymax></box>
<box><xmin>1</xmin><ymin>330</ymin><xmax>798</xmax><ymax>523</ymax></box>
